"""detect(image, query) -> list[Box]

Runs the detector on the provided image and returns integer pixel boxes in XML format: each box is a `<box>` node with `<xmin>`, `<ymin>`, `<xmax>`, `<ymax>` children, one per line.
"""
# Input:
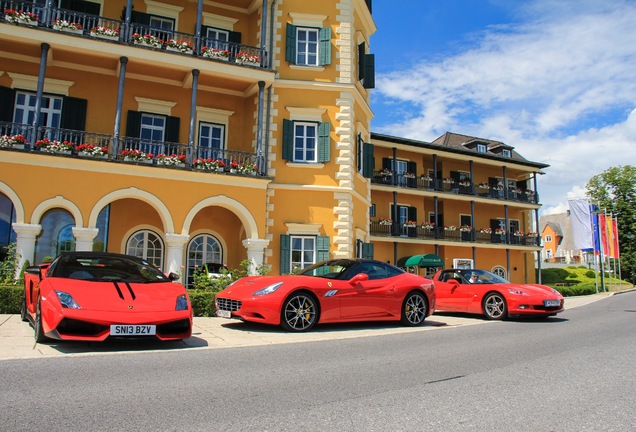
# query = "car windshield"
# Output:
<box><xmin>456</xmin><ymin>269</ymin><xmax>508</xmax><ymax>284</ymax></box>
<box><xmin>298</xmin><ymin>260</ymin><xmax>356</xmax><ymax>279</ymax></box>
<box><xmin>49</xmin><ymin>254</ymin><xmax>170</xmax><ymax>283</ymax></box>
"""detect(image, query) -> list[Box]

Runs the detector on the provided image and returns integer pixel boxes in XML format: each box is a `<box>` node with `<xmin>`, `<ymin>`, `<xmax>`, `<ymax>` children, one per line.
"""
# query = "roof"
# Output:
<box><xmin>371</xmin><ymin>131</ymin><xmax>549</xmax><ymax>170</ymax></box>
<box><xmin>539</xmin><ymin>212</ymin><xmax>580</xmax><ymax>255</ymax></box>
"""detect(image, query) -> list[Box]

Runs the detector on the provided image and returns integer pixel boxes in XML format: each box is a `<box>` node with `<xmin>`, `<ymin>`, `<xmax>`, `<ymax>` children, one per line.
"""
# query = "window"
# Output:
<box><xmin>140</xmin><ymin>114</ymin><xmax>165</xmax><ymax>141</ymax></box>
<box><xmin>14</xmin><ymin>91</ymin><xmax>62</xmax><ymax>129</ymax></box>
<box><xmin>148</xmin><ymin>15</ymin><xmax>174</xmax><ymax>41</ymax></box>
<box><xmin>282</xmin><ymin>119</ymin><xmax>330</xmax><ymax>163</ymax></box>
<box><xmin>356</xmin><ymin>134</ymin><xmax>374</xmax><ymax>178</ymax></box>
<box><xmin>198</xmin><ymin>122</ymin><xmax>225</xmax><ymax>159</ymax></box>
<box><xmin>205</xmin><ymin>28</ymin><xmax>229</xmax><ymax>50</ymax></box>
<box><xmin>187</xmin><ymin>234</ymin><xmax>222</xmax><ymax>287</ymax></box>
<box><xmin>492</xmin><ymin>266</ymin><xmax>507</xmax><ymax>279</ymax></box>
<box><xmin>286</xmin><ymin>24</ymin><xmax>331</xmax><ymax>66</ymax></box>
<box><xmin>476</xmin><ymin>144</ymin><xmax>487</xmax><ymax>153</ymax></box>
<box><xmin>502</xmin><ymin>149</ymin><xmax>511</xmax><ymax>158</ymax></box>
<box><xmin>294</xmin><ymin>122</ymin><xmax>317</xmax><ymax>162</ymax></box>
<box><xmin>369</xmin><ymin>204</ymin><xmax>376</xmax><ymax>217</ymax></box>
<box><xmin>126</xmin><ymin>230</ymin><xmax>164</xmax><ymax>269</ymax></box>
<box><xmin>357</xmin><ymin>42</ymin><xmax>375</xmax><ymax>89</ymax></box>
<box><xmin>280</xmin><ymin>234</ymin><xmax>329</xmax><ymax>274</ymax></box>
<box><xmin>545</xmin><ymin>235</ymin><xmax>553</xmax><ymax>242</ymax></box>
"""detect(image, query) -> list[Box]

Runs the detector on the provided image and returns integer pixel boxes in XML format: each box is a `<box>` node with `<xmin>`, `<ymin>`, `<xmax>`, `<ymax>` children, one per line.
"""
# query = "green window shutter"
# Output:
<box><xmin>165</xmin><ymin>116</ymin><xmax>180</xmax><ymax>143</ymax></box>
<box><xmin>285</xmin><ymin>24</ymin><xmax>297</xmax><ymax>63</ymax></box>
<box><xmin>316</xmin><ymin>236</ymin><xmax>330</xmax><ymax>262</ymax></box>
<box><xmin>362</xmin><ymin>54</ymin><xmax>375</xmax><ymax>89</ymax></box>
<box><xmin>61</xmin><ymin>97</ymin><xmax>87</xmax><ymax>131</ymax></box>
<box><xmin>319</xmin><ymin>27</ymin><xmax>331</xmax><ymax>66</ymax></box>
<box><xmin>0</xmin><ymin>86</ymin><xmax>15</xmax><ymax>122</ymax></box>
<box><xmin>318</xmin><ymin>121</ymin><xmax>330</xmax><ymax>163</ymax></box>
<box><xmin>282</xmin><ymin>119</ymin><xmax>294</xmax><ymax>161</ymax></box>
<box><xmin>126</xmin><ymin>111</ymin><xmax>142</xmax><ymax>138</ymax></box>
<box><xmin>362</xmin><ymin>243</ymin><xmax>374</xmax><ymax>259</ymax></box>
<box><xmin>358</xmin><ymin>43</ymin><xmax>366</xmax><ymax>80</ymax></box>
<box><xmin>280</xmin><ymin>235</ymin><xmax>291</xmax><ymax>274</ymax></box>
<box><xmin>228</xmin><ymin>31</ymin><xmax>241</xmax><ymax>44</ymax></box>
<box><xmin>363</xmin><ymin>142</ymin><xmax>374</xmax><ymax>178</ymax></box>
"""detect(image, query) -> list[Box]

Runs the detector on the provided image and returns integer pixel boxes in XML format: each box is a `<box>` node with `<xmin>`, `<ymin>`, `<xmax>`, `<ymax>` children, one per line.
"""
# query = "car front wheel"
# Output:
<box><xmin>34</xmin><ymin>298</ymin><xmax>47</xmax><ymax>343</ymax></box>
<box><xmin>483</xmin><ymin>292</ymin><xmax>507</xmax><ymax>320</ymax></box>
<box><xmin>280</xmin><ymin>292</ymin><xmax>318</xmax><ymax>332</ymax></box>
<box><xmin>401</xmin><ymin>291</ymin><xmax>428</xmax><ymax>326</ymax></box>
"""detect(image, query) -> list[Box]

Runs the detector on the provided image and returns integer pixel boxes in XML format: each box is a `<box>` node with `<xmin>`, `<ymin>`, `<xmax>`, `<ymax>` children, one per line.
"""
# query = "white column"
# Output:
<box><xmin>72</xmin><ymin>227</ymin><xmax>100</xmax><ymax>251</ymax></box>
<box><xmin>242</xmin><ymin>238</ymin><xmax>270</xmax><ymax>275</ymax></box>
<box><xmin>11</xmin><ymin>223</ymin><xmax>42</xmax><ymax>275</ymax></box>
<box><xmin>164</xmin><ymin>233</ymin><xmax>190</xmax><ymax>276</ymax></box>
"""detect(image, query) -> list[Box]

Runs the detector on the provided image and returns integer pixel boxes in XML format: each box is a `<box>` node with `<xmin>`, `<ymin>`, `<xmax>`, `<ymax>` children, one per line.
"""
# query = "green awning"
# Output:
<box><xmin>398</xmin><ymin>254</ymin><xmax>444</xmax><ymax>268</ymax></box>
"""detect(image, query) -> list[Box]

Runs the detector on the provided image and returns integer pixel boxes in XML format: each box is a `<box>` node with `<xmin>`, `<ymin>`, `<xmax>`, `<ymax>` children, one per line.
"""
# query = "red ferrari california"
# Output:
<box><xmin>432</xmin><ymin>268</ymin><xmax>564</xmax><ymax>320</ymax></box>
<box><xmin>22</xmin><ymin>252</ymin><xmax>192</xmax><ymax>342</ymax></box>
<box><xmin>215</xmin><ymin>259</ymin><xmax>436</xmax><ymax>332</ymax></box>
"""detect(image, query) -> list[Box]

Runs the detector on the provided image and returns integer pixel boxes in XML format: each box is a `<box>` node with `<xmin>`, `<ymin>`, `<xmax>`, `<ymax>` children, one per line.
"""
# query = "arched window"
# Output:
<box><xmin>0</xmin><ymin>193</ymin><xmax>17</xmax><ymax>261</ymax></box>
<box><xmin>187</xmin><ymin>234</ymin><xmax>222</xmax><ymax>287</ymax></box>
<box><xmin>492</xmin><ymin>266</ymin><xmax>507</xmax><ymax>280</ymax></box>
<box><xmin>126</xmin><ymin>230</ymin><xmax>164</xmax><ymax>269</ymax></box>
<box><xmin>35</xmin><ymin>209</ymin><xmax>75</xmax><ymax>263</ymax></box>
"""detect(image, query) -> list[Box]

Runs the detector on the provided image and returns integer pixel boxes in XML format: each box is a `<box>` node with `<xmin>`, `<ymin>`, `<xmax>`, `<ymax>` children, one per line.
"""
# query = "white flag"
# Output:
<box><xmin>568</xmin><ymin>199</ymin><xmax>593</xmax><ymax>251</ymax></box>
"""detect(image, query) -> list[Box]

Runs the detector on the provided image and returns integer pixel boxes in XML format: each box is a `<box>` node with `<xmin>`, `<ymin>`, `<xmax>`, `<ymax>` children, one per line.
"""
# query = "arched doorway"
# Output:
<box><xmin>126</xmin><ymin>229</ymin><xmax>164</xmax><ymax>269</ymax></box>
<box><xmin>187</xmin><ymin>234</ymin><xmax>223</xmax><ymax>287</ymax></box>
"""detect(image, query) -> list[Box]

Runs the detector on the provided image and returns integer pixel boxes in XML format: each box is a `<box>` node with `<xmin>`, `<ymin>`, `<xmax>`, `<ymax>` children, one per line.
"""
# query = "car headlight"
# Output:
<box><xmin>508</xmin><ymin>288</ymin><xmax>530</xmax><ymax>296</ymax></box>
<box><xmin>175</xmin><ymin>294</ymin><xmax>189</xmax><ymax>311</ymax></box>
<box><xmin>55</xmin><ymin>290</ymin><xmax>81</xmax><ymax>309</ymax></box>
<box><xmin>551</xmin><ymin>288</ymin><xmax>561</xmax><ymax>295</ymax></box>
<box><xmin>254</xmin><ymin>282</ymin><xmax>283</xmax><ymax>296</ymax></box>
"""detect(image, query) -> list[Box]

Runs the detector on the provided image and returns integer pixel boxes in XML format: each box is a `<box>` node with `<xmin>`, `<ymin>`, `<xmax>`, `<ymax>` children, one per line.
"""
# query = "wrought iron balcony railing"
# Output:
<box><xmin>0</xmin><ymin>121</ymin><xmax>265</xmax><ymax>176</ymax></box>
<box><xmin>371</xmin><ymin>171</ymin><xmax>538</xmax><ymax>204</ymax></box>
<box><xmin>369</xmin><ymin>221</ymin><xmax>540</xmax><ymax>247</ymax></box>
<box><xmin>1</xmin><ymin>1</ymin><xmax>268</xmax><ymax>69</ymax></box>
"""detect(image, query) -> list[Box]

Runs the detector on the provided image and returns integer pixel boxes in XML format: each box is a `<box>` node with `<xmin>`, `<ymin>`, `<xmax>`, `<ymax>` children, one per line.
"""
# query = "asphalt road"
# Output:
<box><xmin>1</xmin><ymin>292</ymin><xmax>635</xmax><ymax>432</ymax></box>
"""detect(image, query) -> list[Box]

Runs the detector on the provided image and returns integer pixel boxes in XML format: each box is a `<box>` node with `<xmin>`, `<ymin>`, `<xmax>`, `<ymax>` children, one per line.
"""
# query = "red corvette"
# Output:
<box><xmin>22</xmin><ymin>252</ymin><xmax>192</xmax><ymax>342</ymax></box>
<box><xmin>432</xmin><ymin>268</ymin><xmax>564</xmax><ymax>320</ymax></box>
<box><xmin>215</xmin><ymin>259</ymin><xmax>436</xmax><ymax>332</ymax></box>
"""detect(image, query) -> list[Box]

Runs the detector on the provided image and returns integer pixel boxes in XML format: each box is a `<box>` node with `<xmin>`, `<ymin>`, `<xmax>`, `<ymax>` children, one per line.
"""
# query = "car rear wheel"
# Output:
<box><xmin>401</xmin><ymin>291</ymin><xmax>428</xmax><ymax>326</ymax></box>
<box><xmin>483</xmin><ymin>292</ymin><xmax>507</xmax><ymax>320</ymax></box>
<box><xmin>34</xmin><ymin>298</ymin><xmax>47</xmax><ymax>343</ymax></box>
<box><xmin>20</xmin><ymin>291</ymin><xmax>28</xmax><ymax>322</ymax></box>
<box><xmin>280</xmin><ymin>292</ymin><xmax>318</xmax><ymax>332</ymax></box>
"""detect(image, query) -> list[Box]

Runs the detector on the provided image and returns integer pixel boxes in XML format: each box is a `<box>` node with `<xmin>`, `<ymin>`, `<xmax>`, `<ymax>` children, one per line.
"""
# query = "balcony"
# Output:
<box><xmin>1</xmin><ymin>121</ymin><xmax>265</xmax><ymax>176</ymax></box>
<box><xmin>1</xmin><ymin>1</ymin><xmax>268</xmax><ymax>69</ymax></box>
<box><xmin>371</xmin><ymin>171</ymin><xmax>538</xmax><ymax>204</ymax></box>
<box><xmin>369</xmin><ymin>221</ymin><xmax>540</xmax><ymax>247</ymax></box>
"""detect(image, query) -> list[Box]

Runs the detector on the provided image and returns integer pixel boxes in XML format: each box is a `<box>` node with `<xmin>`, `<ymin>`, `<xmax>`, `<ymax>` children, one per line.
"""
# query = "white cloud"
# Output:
<box><xmin>373</xmin><ymin>0</ymin><xmax>636</xmax><ymax>209</ymax></box>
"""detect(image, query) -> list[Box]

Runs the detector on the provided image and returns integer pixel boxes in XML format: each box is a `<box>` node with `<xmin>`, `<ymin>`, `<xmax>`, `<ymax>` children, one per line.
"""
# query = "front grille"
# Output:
<box><xmin>216</xmin><ymin>297</ymin><xmax>242</xmax><ymax>312</ymax></box>
<box><xmin>57</xmin><ymin>318</ymin><xmax>109</xmax><ymax>336</ymax></box>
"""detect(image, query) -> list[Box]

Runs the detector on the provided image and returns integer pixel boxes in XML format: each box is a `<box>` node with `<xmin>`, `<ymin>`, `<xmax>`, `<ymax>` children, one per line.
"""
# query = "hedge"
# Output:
<box><xmin>0</xmin><ymin>284</ymin><xmax>217</xmax><ymax>317</ymax></box>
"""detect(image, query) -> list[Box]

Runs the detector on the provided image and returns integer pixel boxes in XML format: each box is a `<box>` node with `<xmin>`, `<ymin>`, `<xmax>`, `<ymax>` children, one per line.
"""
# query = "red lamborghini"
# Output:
<box><xmin>22</xmin><ymin>252</ymin><xmax>192</xmax><ymax>342</ymax></box>
<box><xmin>215</xmin><ymin>259</ymin><xmax>436</xmax><ymax>332</ymax></box>
<box><xmin>432</xmin><ymin>268</ymin><xmax>564</xmax><ymax>320</ymax></box>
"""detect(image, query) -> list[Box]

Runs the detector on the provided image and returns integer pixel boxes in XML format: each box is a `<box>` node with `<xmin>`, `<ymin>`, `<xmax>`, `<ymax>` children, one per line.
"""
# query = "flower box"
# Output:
<box><xmin>378</xmin><ymin>219</ymin><xmax>392</xmax><ymax>226</ymax></box>
<box><xmin>202</xmin><ymin>47</ymin><xmax>230</xmax><ymax>61</ymax></box>
<box><xmin>35</xmin><ymin>139</ymin><xmax>74</xmax><ymax>153</ymax></box>
<box><xmin>122</xmin><ymin>149</ymin><xmax>153</xmax><ymax>163</ymax></box>
<box><xmin>235</xmin><ymin>51</ymin><xmax>260</xmax><ymax>66</ymax></box>
<box><xmin>5</xmin><ymin>9</ymin><xmax>38</xmax><ymax>26</ymax></box>
<box><xmin>156</xmin><ymin>154</ymin><xmax>186</xmax><ymax>166</ymax></box>
<box><xmin>166</xmin><ymin>39</ymin><xmax>194</xmax><ymax>54</ymax></box>
<box><xmin>53</xmin><ymin>20</ymin><xmax>83</xmax><ymax>34</ymax></box>
<box><xmin>132</xmin><ymin>33</ymin><xmax>163</xmax><ymax>49</ymax></box>
<box><xmin>0</xmin><ymin>134</ymin><xmax>26</xmax><ymax>149</ymax></box>
<box><xmin>90</xmin><ymin>27</ymin><xmax>120</xmax><ymax>40</ymax></box>
<box><xmin>76</xmin><ymin>143</ymin><xmax>108</xmax><ymax>158</ymax></box>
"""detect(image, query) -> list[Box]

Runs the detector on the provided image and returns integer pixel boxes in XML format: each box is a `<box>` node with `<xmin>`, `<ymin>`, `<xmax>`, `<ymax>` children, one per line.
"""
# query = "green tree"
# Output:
<box><xmin>586</xmin><ymin>165</ymin><xmax>636</xmax><ymax>284</ymax></box>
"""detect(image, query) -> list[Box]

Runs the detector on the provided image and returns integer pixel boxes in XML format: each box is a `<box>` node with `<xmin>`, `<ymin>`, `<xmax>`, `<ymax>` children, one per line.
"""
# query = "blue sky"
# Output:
<box><xmin>370</xmin><ymin>0</ymin><xmax>636</xmax><ymax>214</ymax></box>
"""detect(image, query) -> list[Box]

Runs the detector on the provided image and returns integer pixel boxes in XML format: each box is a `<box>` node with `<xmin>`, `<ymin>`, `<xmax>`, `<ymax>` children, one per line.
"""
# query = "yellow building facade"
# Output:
<box><xmin>0</xmin><ymin>0</ymin><xmax>545</xmax><ymax>285</ymax></box>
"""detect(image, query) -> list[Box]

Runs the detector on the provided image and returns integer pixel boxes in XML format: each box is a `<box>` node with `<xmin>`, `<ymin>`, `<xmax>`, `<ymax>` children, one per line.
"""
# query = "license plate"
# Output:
<box><xmin>544</xmin><ymin>299</ymin><xmax>561</xmax><ymax>307</ymax></box>
<box><xmin>216</xmin><ymin>309</ymin><xmax>232</xmax><ymax>318</ymax></box>
<box><xmin>110</xmin><ymin>324</ymin><xmax>156</xmax><ymax>336</ymax></box>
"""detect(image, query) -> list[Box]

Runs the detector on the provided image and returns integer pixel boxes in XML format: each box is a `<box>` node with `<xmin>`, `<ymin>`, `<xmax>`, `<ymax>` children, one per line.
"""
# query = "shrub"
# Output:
<box><xmin>553</xmin><ymin>283</ymin><xmax>598</xmax><ymax>297</ymax></box>
<box><xmin>188</xmin><ymin>289</ymin><xmax>216</xmax><ymax>317</ymax></box>
<box><xmin>585</xmin><ymin>270</ymin><xmax>596</xmax><ymax>278</ymax></box>
<box><xmin>0</xmin><ymin>285</ymin><xmax>22</xmax><ymax>314</ymax></box>
<box><xmin>541</xmin><ymin>268</ymin><xmax>570</xmax><ymax>284</ymax></box>
<box><xmin>0</xmin><ymin>242</ymin><xmax>20</xmax><ymax>284</ymax></box>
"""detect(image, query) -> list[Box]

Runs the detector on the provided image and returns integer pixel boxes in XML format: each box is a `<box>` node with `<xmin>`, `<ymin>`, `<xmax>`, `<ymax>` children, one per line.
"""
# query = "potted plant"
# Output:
<box><xmin>156</xmin><ymin>153</ymin><xmax>186</xmax><ymax>166</ymax></box>
<box><xmin>403</xmin><ymin>172</ymin><xmax>416</xmax><ymax>179</ymax></box>
<box><xmin>479</xmin><ymin>228</ymin><xmax>492</xmax><ymax>234</ymax></box>
<box><xmin>379</xmin><ymin>168</ymin><xmax>392</xmax><ymax>177</ymax></box>
<box><xmin>235</xmin><ymin>51</ymin><xmax>260</xmax><ymax>66</ymax></box>
<box><xmin>90</xmin><ymin>26</ymin><xmax>120</xmax><ymax>40</ymax></box>
<box><xmin>420</xmin><ymin>174</ymin><xmax>432</xmax><ymax>181</ymax></box>
<box><xmin>421</xmin><ymin>221</ymin><xmax>435</xmax><ymax>230</ymax></box>
<box><xmin>229</xmin><ymin>160</ymin><xmax>239</xmax><ymax>173</ymax></box>
<box><xmin>378</xmin><ymin>218</ymin><xmax>392</xmax><ymax>226</ymax></box>
<box><xmin>478</xmin><ymin>182</ymin><xmax>490</xmax><ymax>189</ymax></box>
<box><xmin>166</xmin><ymin>39</ymin><xmax>194</xmax><ymax>54</ymax></box>
<box><xmin>193</xmin><ymin>158</ymin><xmax>213</xmax><ymax>170</ymax></box>
<box><xmin>35</xmin><ymin>139</ymin><xmax>74</xmax><ymax>153</ymax></box>
<box><xmin>0</xmin><ymin>134</ymin><xmax>26</xmax><ymax>149</ymax></box>
<box><xmin>122</xmin><ymin>149</ymin><xmax>153</xmax><ymax>163</ymax></box>
<box><xmin>494</xmin><ymin>228</ymin><xmax>506</xmax><ymax>235</ymax></box>
<box><xmin>201</xmin><ymin>47</ymin><xmax>230</xmax><ymax>60</ymax></box>
<box><xmin>458</xmin><ymin>180</ymin><xmax>471</xmax><ymax>187</ymax></box>
<box><xmin>76</xmin><ymin>143</ymin><xmax>108</xmax><ymax>158</ymax></box>
<box><xmin>238</xmin><ymin>162</ymin><xmax>258</xmax><ymax>175</ymax></box>
<box><xmin>443</xmin><ymin>177</ymin><xmax>454</xmax><ymax>184</ymax></box>
<box><xmin>444</xmin><ymin>225</ymin><xmax>457</xmax><ymax>231</ymax></box>
<box><xmin>132</xmin><ymin>33</ymin><xmax>163</xmax><ymax>48</ymax></box>
<box><xmin>4</xmin><ymin>9</ymin><xmax>38</xmax><ymax>25</ymax></box>
<box><xmin>52</xmin><ymin>19</ymin><xmax>82</xmax><ymax>34</ymax></box>
<box><xmin>460</xmin><ymin>225</ymin><xmax>472</xmax><ymax>232</ymax></box>
<box><xmin>403</xmin><ymin>220</ymin><xmax>417</xmax><ymax>228</ymax></box>
<box><xmin>214</xmin><ymin>159</ymin><xmax>226</xmax><ymax>172</ymax></box>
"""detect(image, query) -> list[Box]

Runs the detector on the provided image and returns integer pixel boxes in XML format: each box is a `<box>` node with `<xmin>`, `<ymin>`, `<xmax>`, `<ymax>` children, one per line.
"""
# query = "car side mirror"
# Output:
<box><xmin>25</xmin><ymin>266</ymin><xmax>42</xmax><ymax>281</ymax></box>
<box><xmin>349</xmin><ymin>273</ymin><xmax>369</xmax><ymax>285</ymax></box>
<box><xmin>168</xmin><ymin>272</ymin><xmax>180</xmax><ymax>281</ymax></box>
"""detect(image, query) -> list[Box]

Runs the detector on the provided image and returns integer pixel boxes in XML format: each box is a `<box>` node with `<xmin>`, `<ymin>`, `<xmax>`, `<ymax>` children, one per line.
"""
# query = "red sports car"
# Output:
<box><xmin>22</xmin><ymin>252</ymin><xmax>192</xmax><ymax>342</ymax></box>
<box><xmin>215</xmin><ymin>259</ymin><xmax>436</xmax><ymax>332</ymax></box>
<box><xmin>432</xmin><ymin>268</ymin><xmax>564</xmax><ymax>320</ymax></box>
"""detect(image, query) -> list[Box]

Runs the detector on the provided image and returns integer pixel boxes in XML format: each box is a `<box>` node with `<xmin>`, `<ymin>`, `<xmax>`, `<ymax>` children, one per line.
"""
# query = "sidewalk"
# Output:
<box><xmin>0</xmin><ymin>292</ymin><xmax>619</xmax><ymax>361</ymax></box>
